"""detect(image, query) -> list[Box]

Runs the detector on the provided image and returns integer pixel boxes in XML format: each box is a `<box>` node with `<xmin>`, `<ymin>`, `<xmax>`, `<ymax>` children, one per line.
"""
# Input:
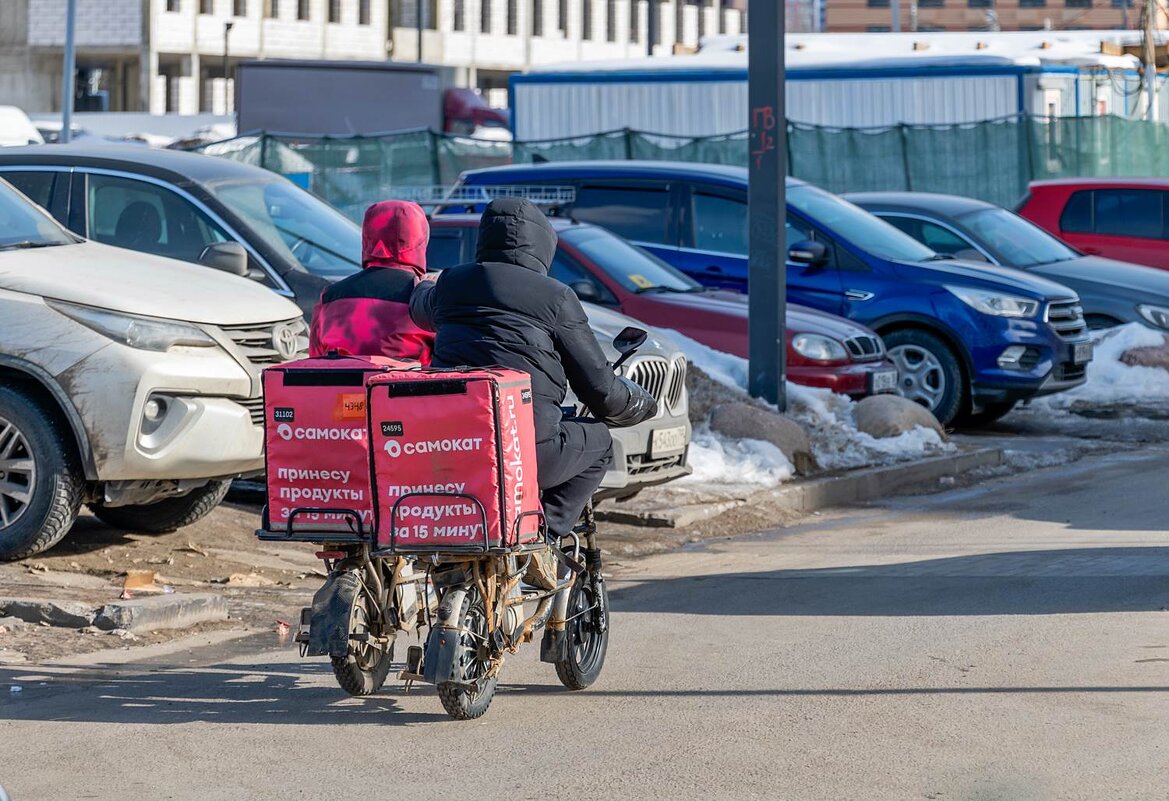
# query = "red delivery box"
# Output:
<box><xmin>367</xmin><ymin>368</ymin><xmax>542</xmax><ymax>552</ymax></box>
<box><xmin>261</xmin><ymin>355</ymin><xmax>415</xmax><ymax>539</ymax></box>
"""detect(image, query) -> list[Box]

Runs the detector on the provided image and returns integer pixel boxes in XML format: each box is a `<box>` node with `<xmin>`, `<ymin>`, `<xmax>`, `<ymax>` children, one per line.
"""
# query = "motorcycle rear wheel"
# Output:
<box><xmin>329</xmin><ymin>572</ymin><xmax>394</xmax><ymax>697</ymax></box>
<box><xmin>554</xmin><ymin>574</ymin><xmax>609</xmax><ymax>690</ymax></box>
<box><xmin>436</xmin><ymin>588</ymin><xmax>498</xmax><ymax>720</ymax></box>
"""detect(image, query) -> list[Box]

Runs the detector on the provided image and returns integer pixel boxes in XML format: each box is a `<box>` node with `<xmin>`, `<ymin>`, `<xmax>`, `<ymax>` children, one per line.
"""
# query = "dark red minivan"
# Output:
<box><xmin>1017</xmin><ymin>179</ymin><xmax>1169</xmax><ymax>271</ymax></box>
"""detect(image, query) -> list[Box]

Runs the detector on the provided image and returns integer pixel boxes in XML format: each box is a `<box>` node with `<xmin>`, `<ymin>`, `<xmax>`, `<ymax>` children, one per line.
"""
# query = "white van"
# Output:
<box><xmin>0</xmin><ymin>175</ymin><xmax>306</xmax><ymax>559</ymax></box>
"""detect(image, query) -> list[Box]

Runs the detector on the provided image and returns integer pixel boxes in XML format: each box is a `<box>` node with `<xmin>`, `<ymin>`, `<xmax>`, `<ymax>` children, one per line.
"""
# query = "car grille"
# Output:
<box><xmin>238</xmin><ymin>397</ymin><xmax>265</xmax><ymax>426</ymax></box>
<box><xmin>627</xmin><ymin>452</ymin><xmax>688</xmax><ymax>476</ymax></box>
<box><xmin>1046</xmin><ymin>301</ymin><xmax>1087</xmax><ymax>339</ymax></box>
<box><xmin>1057</xmin><ymin>362</ymin><xmax>1087</xmax><ymax>382</ymax></box>
<box><xmin>843</xmin><ymin>334</ymin><xmax>884</xmax><ymax>361</ymax></box>
<box><xmin>625</xmin><ymin>356</ymin><xmax>687</xmax><ymax>413</ymax></box>
<box><xmin>220</xmin><ymin>318</ymin><xmax>309</xmax><ymax>367</ymax></box>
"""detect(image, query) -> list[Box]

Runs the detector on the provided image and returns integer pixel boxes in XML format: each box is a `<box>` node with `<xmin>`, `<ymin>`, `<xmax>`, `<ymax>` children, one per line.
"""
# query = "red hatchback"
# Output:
<box><xmin>428</xmin><ymin>215</ymin><xmax>899</xmax><ymax>398</ymax></box>
<box><xmin>1017</xmin><ymin>179</ymin><xmax>1169</xmax><ymax>271</ymax></box>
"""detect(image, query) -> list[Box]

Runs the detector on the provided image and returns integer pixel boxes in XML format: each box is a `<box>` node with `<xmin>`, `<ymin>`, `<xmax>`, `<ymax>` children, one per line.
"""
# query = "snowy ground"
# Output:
<box><xmin>668</xmin><ymin>331</ymin><xmax>953</xmax><ymax>489</ymax></box>
<box><xmin>1035</xmin><ymin>322</ymin><xmax>1169</xmax><ymax>410</ymax></box>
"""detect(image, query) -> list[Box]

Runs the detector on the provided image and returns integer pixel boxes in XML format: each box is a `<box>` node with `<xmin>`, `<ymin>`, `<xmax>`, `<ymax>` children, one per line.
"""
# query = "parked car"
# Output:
<box><xmin>454</xmin><ymin>161</ymin><xmax>1093</xmax><ymax>426</ymax></box>
<box><xmin>849</xmin><ymin>191</ymin><xmax>1169</xmax><ymax>332</ymax></box>
<box><xmin>1016</xmin><ymin>178</ymin><xmax>1169</xmax><ymax>272</ymax></box>
<box><xmin>0</xmin><ymin>176</ymin><xmax>308</xmax><ymax>560</ymax></box>
<box><xmin>0</xmin><ymin>144</ymin><xmax>361</xmax><ymax>318</ymax></box>
<box><xmin>430</xmin><ymin>214</ymin><xmax>898</xmax><ymax>398</ymax></box>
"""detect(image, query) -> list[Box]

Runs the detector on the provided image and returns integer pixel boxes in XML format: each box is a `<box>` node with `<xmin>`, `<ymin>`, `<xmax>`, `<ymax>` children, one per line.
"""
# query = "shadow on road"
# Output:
<box><xmin>0</xmin><ymin>658</ymin><xmax>447</xmax><ymax>726</ymax></box>
<box><xmin>610</xmin><ymin>547</ymin><xmax>1169</xmax><ymax>617</ymax></box>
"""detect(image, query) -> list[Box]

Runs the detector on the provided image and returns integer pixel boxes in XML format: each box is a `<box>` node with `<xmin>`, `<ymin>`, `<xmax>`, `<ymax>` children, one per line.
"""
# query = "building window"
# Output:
<box><xmin>606</xmin><ymin>0</ymin><xmax>616</xmax><ymax>39</ymax></box>
<box><xmin>233</xmin><ymin>0</ymin><xmax>247</xmax><ymax>13</ymax></box>
<box><xmin>482</xmin><ymin>0</ymin><xmax>492</xmax><ymax>31</ymax></box>
<box><xmin>653</xmin><ymin>0</ymin><xmax>662</xmax><ymax>43</ymax></box>
<box><xmin>328</xmin><ymin>0</ymin><xmax>341</xmax><ymax>22</ymax></box>
<box><xmin>453</xmin><ymin>0</ymin><xmax>465</xmax><ymax>29</ymax></box>
<box><xmin>967</xmin><ymin>0</ymin><xmax>992</xmax><ymax>7</ymax></box>
<box><xmin>866</xmin><ymin>24</ymin><xmax>891</xmax><ymax>30</ymax></box>
<box><xmin>582</xmin><ymin>0</ymin><xmax>593</xmax><ymax>39</ymax></box>
<box><xmin>867</xmin><ymin>0</ymin><xmax>891</xmax><ymax>7</ymax></box>
<box><xmin>559</xmin><ymin>0</ymin><xmax>569</xmax><ymax>33</ymax></box>
<box><xmin>264</xmin><ymin>0</ymin><xmax>277</xmax><ymax>17</ymax></box>
<box><xmin>358</xmin><ymin>0</ymin><xmax>370</xmax><ymax>23</ymax></box>
<box><xmin>1111</xmin><ymin>0</ymin><xmax>1132</xmax><ymax>6</ymax></box>
<box><xmin>1018</xmin><ymin>0</ymin><xmax>1044</xmax><ymax>6</ymax></box>
<box><xmin>297</xmin><ymin>0</ymin><xmax>309</xmax><ymax>19</ymax></box>
<box><xmin>507</xmin><ymin>0</ymin><xmax>518</xmax><ymax>33</ymax></box>
<box><xmin>533</xmin><ymin>0</ymin><xmax>544</xmax><ymax>34</ymax></box>
<box><xmin>917</xmin><ymin>0</ymin><xmax>943</xmax><ymax>7</ymax></box>
<box><xmin>200</xmin><ymin>0</ymin><xmax>213</xmax><ymax>13</ymax></box>
<box><xmin>630</xmin><ymin>0</ymin><xmax>640</xmax><ymax>39</ymax></box>
<box><xmin>167</xmin><ymin>0</ymin><xmax>181</xmax><ymax>10</ymax></box>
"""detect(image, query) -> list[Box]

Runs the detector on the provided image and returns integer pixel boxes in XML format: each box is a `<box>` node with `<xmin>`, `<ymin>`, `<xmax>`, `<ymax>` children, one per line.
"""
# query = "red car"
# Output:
<box><xmin>1017</xmin><ymin>179</ymin><xmax>1169</xmax><ymax>271</ymax></box>
<box><xmin>428</xmin><ymin>215</ymin><xmax>899</xmax><ymax>398</ymax></box>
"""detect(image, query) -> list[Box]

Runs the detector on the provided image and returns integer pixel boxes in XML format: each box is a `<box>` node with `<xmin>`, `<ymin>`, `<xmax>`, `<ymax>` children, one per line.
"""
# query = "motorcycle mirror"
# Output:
<box><xmin>198</xmin><ymin>241</ymin><xmax>248</xmax><ymax>277</ymax></box>
<box><xmin>612</xmin><ymin>326</ymin><xmax>648</xmax><ymax>370</ymax></box>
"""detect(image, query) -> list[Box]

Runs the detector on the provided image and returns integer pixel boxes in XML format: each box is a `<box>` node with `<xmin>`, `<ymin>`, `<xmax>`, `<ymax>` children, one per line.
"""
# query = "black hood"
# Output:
<box><xmin>475</xmin><ymin>197</ymin><xmax>557</xmax><ymax>274</ymax></box>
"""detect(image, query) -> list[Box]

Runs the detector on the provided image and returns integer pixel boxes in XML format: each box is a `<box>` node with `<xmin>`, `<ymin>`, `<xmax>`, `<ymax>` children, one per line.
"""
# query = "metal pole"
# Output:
<box><xmin>223</xmin><ymin>22</ymin><xmax>234</xmax><ymax>116</ymax></box>
<box><xmin>747</xmin><ymin>0</ymin><xmax>786</xmax><ymax>409</ymax></box>
<box><xmin>1144</xmin><ymin>0</ymin><xmax>1158</xmax><ymax>121</ymax></box>
<box><xmin>891</xmin><ymin>0</ymin><xmax>900</xmax><ymax>32</ymax></box>
<box><xmin>647</xmin><ymin>0</ymin><xmax>657</xmax><ymax>56</ymax></box>
<box><xmin>417</xmin><ymin>0</ymin><xmax>424</xmax><ymax>61</ymax></box>
<box><xmin>60</xmin><ymin>0</ymin><xmax>77</xmax><ymax>143</ymax></box>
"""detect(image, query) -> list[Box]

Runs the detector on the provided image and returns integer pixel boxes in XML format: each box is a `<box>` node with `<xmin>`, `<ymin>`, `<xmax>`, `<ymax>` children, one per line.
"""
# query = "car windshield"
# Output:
<box><xmin>562</xmin><ymin>226</ymin><xmax>702</xmax><ymax>293</ymax></box>
<box><xmin>207</xmin><ymin>178</ymin><xmax>360</xmax><ymax>277</ymax></box>
<box><xmin>959</xmin><ymin>207</ymin><xmax>1078</xmax><ymax>267</ymax></box>
<box><xmin>0</xmin><ymin>179</ymin><xmax>74</xmax><ymax>249</ymax></box>
<box><xmin>787</xmin><ymin>184</ymin><xmax>936</xmax><ymax>263</ymax></box>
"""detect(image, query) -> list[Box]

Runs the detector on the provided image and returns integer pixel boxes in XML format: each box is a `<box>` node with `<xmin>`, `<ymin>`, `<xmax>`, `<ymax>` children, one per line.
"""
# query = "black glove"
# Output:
<box><xmin>599</xmin><ymin>376</ymin><xmax>658</xmax><ymax>428</ymax></box>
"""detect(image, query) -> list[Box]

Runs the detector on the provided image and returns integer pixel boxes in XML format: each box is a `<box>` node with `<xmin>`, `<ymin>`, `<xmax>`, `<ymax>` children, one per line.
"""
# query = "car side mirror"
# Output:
<box><xmin>612</xmin><ymin>326</ymin><xmax>648</xmax><ymax>371</ymax></box>
<box><xmin>570</xmin><ymin>280</ymin><xmax>600</xmax><ymax>303</ymax></box>
<box><xmin>788</xmin><ymin>240</ymin><xmax>827</xmax><ymax>267</ymax></box>
<box><xmin>954</xmin><ymin>248</ymin><xmax>989</xmax><ymax>263</ymax></box>
<box><xmin>198</xmin><ymin>242</ymin><xmax>248</xmax><ymax>277</ymax></box>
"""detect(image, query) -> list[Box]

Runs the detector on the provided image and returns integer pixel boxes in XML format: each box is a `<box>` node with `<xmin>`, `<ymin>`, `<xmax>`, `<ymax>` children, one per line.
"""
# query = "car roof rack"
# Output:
<box><xmin>389</xmin><ymin>185</ymin><xmax>577</xmax><ymax>215</ymax></box>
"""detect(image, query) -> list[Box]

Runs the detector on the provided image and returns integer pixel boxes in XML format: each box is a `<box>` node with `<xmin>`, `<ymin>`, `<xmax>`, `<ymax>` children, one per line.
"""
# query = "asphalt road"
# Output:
<box><xmin>3</xmin><ymin>448</ymin><xmax>1169</xmax><ymax>801</ymax></box>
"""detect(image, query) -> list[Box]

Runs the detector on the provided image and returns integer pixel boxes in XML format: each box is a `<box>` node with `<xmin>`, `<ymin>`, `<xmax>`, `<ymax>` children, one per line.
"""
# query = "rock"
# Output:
<box><xmin>217</xmin><ymin>573</ymin><xmax>275</xmax><ymax>587</ymax></box>
<box><xmin>685</xmin><ymin>364</ymin><xmax>753</xmax><ymax>424</ymax></box>
<box><xmin>1121</xmin><ymin>338</ymin><xmax>1169</xmax><ymax>369</ymax></box>
<box><xmin>93</xmin><ymin>593</ymin><xmax>228</xmax><ymax>634</ymax></box>
<box><xmin>853</xmin><ymin>394</ymin><xmax>947</xmax><ymax>439</ymax></box>
<box><xmin>709</xmin><ymin>402</ymin><xmax>816</xmax><ymax>475</ymax></box>
<box><xmin>0</xmin><ymin>598</ymin><xmax>95</xmax><ymax>628</ymax></box>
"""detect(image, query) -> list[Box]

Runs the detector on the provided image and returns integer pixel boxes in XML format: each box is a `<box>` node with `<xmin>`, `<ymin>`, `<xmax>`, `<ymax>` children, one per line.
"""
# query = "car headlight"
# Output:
<box><xmin>46</xmin><ymin>300</ymin><xmax>217</xmax><ymax>351</ymax></box>
<box><xmin>792</xmin><ymin>333</ymin><xmax>849</xmax><ymax>361</ymax></box>
<box><xmin>1137</xmin><ymin>304</ymin><xmax>1169</xmax><ymax>330</ymax></box>
<box><xmin>945</xmin><ymin>286</ymin><xmax>1040</xmax><ymax>318</ymax></box>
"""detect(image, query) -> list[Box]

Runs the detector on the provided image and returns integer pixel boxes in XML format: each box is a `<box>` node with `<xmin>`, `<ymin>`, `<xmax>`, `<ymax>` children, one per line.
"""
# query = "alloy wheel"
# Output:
<box><xmin>0</xmin><ymin>416</ymin><xmax>36</xmax><ymax>529</ymax></box>
<box><xmin>887</xmin><ymin>344</ymin><xmax>946</xmax><ymax>411</ymax></box>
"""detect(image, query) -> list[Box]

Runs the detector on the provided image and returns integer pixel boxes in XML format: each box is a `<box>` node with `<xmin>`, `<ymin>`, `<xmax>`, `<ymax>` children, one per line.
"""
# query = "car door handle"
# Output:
<box><xmin>845</xmin><ymin>289</ymin><xmax>875</xmax><ymax>301</ymax></box>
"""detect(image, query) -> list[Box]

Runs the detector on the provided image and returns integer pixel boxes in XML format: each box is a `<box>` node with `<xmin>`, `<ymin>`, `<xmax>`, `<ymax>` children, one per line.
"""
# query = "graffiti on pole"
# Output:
<box><xmin>751</xmin><ymin>105</ymin><xmax>778</xmax><ymax>169</ymax></box>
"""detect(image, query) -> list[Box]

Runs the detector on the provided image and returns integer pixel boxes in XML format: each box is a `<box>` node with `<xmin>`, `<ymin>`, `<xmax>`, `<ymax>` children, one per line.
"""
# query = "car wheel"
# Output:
<box><xmin>0</xmin><ymin>387</ymin><xmax>83</xmax><ymax>561</ymax></box>
<box><xmin>90</xmin><ymin>480</ymin><xmax>230</xmax><ymax>534</ymax></box>
<box><xmin>882</xmin><ymin>329</ymin><xmax>966</xmax><ymax>427</ymax></box>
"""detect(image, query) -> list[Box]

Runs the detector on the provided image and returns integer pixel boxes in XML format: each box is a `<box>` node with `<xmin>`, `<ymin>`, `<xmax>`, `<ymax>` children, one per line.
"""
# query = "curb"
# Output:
<box><xmin>599</xmin><ymin>447</ymin><xmax>1005</xmax><ymax>528</ymax></box>
<box><xmin>0</xmin><ymin>597</ymin><xmax>95</xmax><ymax>628</ymax></box>
<box><xmin>94</xmin><ymin>594</ymin><xmax>229</xmax><ymax>634</ymax></box>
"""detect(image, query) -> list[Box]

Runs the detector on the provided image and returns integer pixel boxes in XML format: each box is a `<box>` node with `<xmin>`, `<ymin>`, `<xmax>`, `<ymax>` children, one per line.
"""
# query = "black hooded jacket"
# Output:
<box><xmin>410</xmin><ymin>198</ymin><xmax>638</xmax><ymax>444</ymax></box>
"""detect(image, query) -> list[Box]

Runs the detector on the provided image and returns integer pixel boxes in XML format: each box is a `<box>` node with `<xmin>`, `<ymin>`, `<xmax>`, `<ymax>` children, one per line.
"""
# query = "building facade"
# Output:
<box><xmin>824</xmin><ymin>0</ymin><xmax>1143</xmax><ymax>33</ymax></box>
<box><xmin>1</xmin><ymin>0</ymin><xmax>745</xmax><ymax>115</ymax></box>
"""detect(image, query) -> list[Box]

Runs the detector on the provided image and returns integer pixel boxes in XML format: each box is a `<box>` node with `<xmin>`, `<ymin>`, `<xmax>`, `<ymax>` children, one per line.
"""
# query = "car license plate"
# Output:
<box><xmin>869</xmin><ymin>369</ymin><xmax>899</xmax><ymax>394</ymax></box>
<box><xmin>1072</xmin><ymin>342</ymin><xmax>1093</xmax><ymax>365</ymax></box>
<box><xmin>649</xmin><ymin>425</ymin><xmax>687</xmax><ymax>458</ymax></box>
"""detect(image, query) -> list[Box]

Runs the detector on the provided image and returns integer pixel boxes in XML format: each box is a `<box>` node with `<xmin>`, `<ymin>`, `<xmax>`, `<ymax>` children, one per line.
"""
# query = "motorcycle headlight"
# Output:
<box><xmin>945</xmin><ymin>286</ymin><xmax>1040</xmax><ymax>319</ymax></box>
<box><xmin>1138</xmin><ymin>304</ymin><xmax>1169</xmax><ymax>330</ymax></box>
<box><xmin>792</xmin><ymin>333</ymin><xmax>849</xmax><ymax>361</ymax></box>
<box><xmin>47</xmin><ymin>300</ymin><xmax>217</xmax><ymax>352</ymax></box>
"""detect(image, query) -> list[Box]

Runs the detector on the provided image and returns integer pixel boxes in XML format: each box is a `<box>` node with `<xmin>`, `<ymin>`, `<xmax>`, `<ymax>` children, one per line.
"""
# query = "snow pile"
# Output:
<box><xmin>681</xmin><ymin>427</ymin><xmax>795</xmax><ymax>487</ymax></box>
<box><xmin>666</xmin><ymin>330</ymin><xmax>952</xmax><ymax>477</ymax></box>
<box><xmin>1037</xmin><ymin>323</ymin><xmax>1169</xmax><ymax>408</ymax></box>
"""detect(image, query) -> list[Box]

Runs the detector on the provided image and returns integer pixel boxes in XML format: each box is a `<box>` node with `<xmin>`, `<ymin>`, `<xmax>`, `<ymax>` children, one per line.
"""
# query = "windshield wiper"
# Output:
<box><xmin>0</xmin><ymin>240</ymin><xmax>62</xmax><ymax>251</ymax></box>
<box><xmin>922</xmin><ymin>253</ymin><xmax>956</xmax><ymax>262</ymax></box>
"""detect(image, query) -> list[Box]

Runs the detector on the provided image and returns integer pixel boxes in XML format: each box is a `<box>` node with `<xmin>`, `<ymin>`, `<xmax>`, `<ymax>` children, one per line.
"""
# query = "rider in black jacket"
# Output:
<box><xmin>410</xmin><ymin>198</ymin><xmax>657</xmax><ymax>537</ymax></box>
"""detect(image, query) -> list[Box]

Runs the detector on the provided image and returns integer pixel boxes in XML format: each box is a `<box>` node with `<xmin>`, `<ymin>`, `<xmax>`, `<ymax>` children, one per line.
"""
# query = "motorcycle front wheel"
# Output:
<box><xmin>436</xmin><ymin>588</ymin><xmax>498</xmax><ymax>720</ymax></box>
<box><xmin>555</xmin><ymin>574</ymin><xmax>609</xmax><ymax>690</ymax></box>
<box><xmin>329</xmin><ymin>572</ymin><xmax>394</xmax><ymax>697</ymax></box>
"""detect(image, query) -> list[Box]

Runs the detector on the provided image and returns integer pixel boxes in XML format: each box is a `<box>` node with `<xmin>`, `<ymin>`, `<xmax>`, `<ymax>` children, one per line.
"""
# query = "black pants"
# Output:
<box><xmin>536</xmin><ymin>419</ymin><xmax>613</xmax><ymax>538</ymax></box>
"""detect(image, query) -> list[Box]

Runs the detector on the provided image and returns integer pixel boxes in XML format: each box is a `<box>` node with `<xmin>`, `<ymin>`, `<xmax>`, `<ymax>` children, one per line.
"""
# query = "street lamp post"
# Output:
<box><xmin>417</xmin><ymin>0</ymin><xmax>424</xmax><ymax>61</ymax></box>
<box><xmin>747</xmin><ymin>0</ymin><xmax>787</xmax><ymax>409</ymax></box>
<box><xmin>61</xmin><ymin>0</ymin><xmax>78</xmax><ymax>143</ymax></box>
<box><xmin>223</xmin><ymin>21</ymin><xmax>234</xmax><ymax>116</ymax></box>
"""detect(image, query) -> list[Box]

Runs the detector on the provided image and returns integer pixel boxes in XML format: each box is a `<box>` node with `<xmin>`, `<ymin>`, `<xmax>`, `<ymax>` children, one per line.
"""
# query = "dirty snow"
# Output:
<box><xmin>666</xmin><ymin>330</ymin><xmax>953</xmax><ymax>479</ymax></box>
<box><xmin>1036</xmin><ymin>323</ymin><xmax>1169</xmax><ymax>408</ymax></box>
<box><xmin>681</xmin><ymin>427</ymin><xmax>795</xmax><ymax>487</ymax></box>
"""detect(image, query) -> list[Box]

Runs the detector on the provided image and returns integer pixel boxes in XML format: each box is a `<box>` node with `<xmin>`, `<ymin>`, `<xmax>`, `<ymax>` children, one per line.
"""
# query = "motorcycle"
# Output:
<box><xmin>398</xmin><ymin>325</ymin><xmax>650</xmax><ymax>719</ymax></box>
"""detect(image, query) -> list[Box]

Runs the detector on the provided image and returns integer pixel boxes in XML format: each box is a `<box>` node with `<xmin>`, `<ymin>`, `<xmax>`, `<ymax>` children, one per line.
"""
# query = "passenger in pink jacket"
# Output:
<box><xmin>308</xmin><ymin>200</ymin><xmax>435</xmax><ymax>363</ymax></box>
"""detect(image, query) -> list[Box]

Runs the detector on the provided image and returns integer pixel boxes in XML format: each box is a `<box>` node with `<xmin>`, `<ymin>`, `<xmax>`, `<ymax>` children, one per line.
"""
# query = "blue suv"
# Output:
<box><xmin>456</xmin><ymin>161</ymin><xmax>1093</xmax><ymax>426</ymax></box>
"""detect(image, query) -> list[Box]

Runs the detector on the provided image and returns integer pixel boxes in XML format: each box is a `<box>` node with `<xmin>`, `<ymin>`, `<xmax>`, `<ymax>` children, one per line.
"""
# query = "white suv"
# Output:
<box><xmin>0</xmin><ymin>178</ymin><xmax>306</xmax><ymax>559</ymax></box>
